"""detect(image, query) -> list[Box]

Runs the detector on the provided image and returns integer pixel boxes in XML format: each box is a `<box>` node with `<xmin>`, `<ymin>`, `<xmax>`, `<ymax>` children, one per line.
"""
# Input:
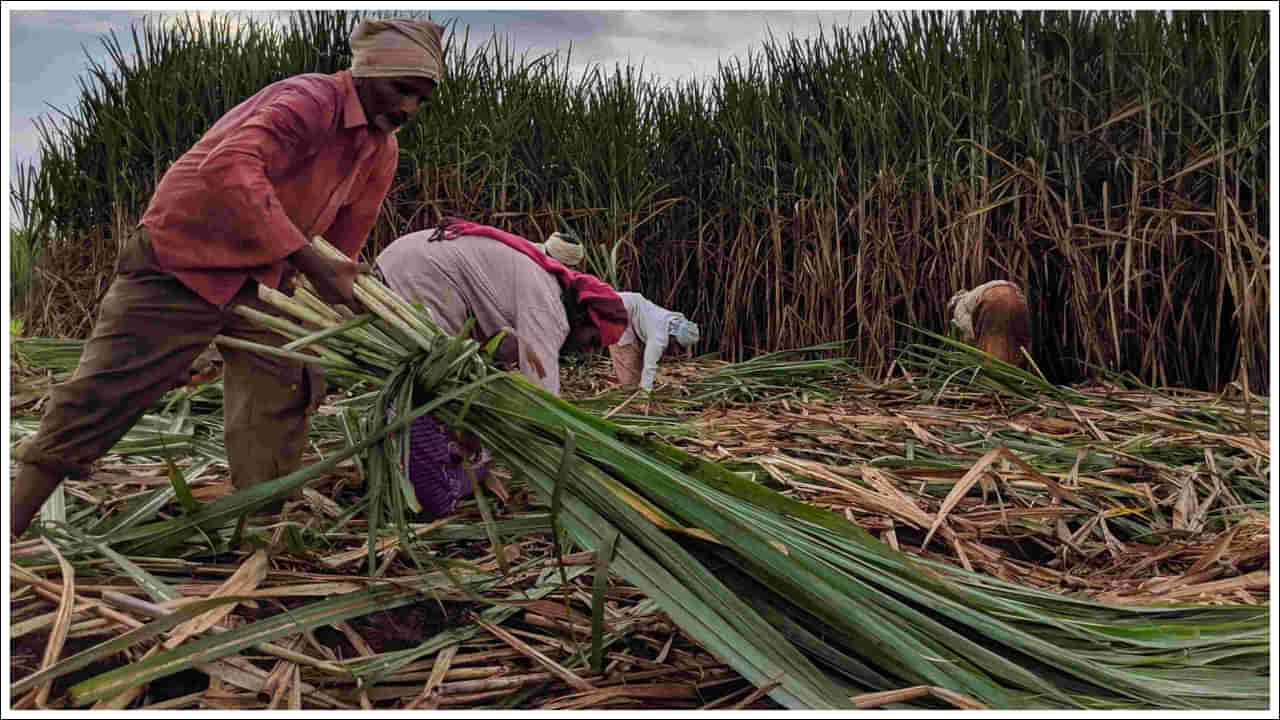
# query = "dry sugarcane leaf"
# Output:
<box><xmin>725</xmin><ymin>675</ymin><xmax>785</xmax><ymax>709</ymax></box>
<box><xmin>162</xmin><ymin>549</ymin><xmax>270</xmax><ymax>649</ymax></box>
<box><xmin>1184</xmin><ymin>525</ymin><xmax>1241</xmax><ymax>576</ymax></box>
<box><xmin>302</xmin><ymin>487</ymin><xmax>346</xmax><ymax>518</ymax></box>
<box><xmin>1157</xmin><ymin>570</ymin><xmax>1269</xmax><ymax>601</ymax></box>
<box><xmin>922</xmin><ymin>447</ymin><xmax>1003</xmax><ymax>549</ymax></box>
<box><xmin>243</xmin><ymin>581</ymin><xmax>366</xmax><ymax>598</ymax></box>
<box><xmin>1172</xmin><ymin>475</ymin><xmax>1197</xmax><ymax>532</ymax></box>
<box><xmin>12</xmin><ymin>600</ymin><xmax>101</xmax><ymax>640</ymax></box>
<box><xmin>319</xmin><ymin>519</ymin><xmax>450</xmax><ymax>568</ymax></box>
<box><xmin>472</xmin><ymin>614</ymin><xmax>596</xmax><ymax>692</ymax></box>
<box><xmin>439</xmin><ymin>671</ymin><xmax>553</xmax><ymax>697</ymax></box>
<box><xmin>485</xmin><ymin>473</ymin><xmax>511</xmax><ymax>503</ymax></box>
<box><xmin>203</xmin><ymin>654</ymin><xmax>352</xmax><ymax>708</ymax></box>
<box><xmin>333</xmin><ymin>619</ymin><xmax>378</xmax><ymax>658</ymax></box>
<box><xmin>288</xmin><ymin>664</ymin><xmax>303</xmax><ymax>710</ymax></box>
<box><xmin>11</xmin><ymin>565</ymin><xmax>147</xmax><ymax>632</ymax></box>
<box><xmin>33</xmin><ymin>539</ymin><xmax>76</xmax><ymax>708</ymax></box>
<box><xmin>406</xmin><ymin>643</ymin><xmax>459</xmax><ymax>710</ymax></box>
<box><xmin>544</xmin><ymin>682</ymin><xmax>701</xmax><ymax>710</ymax></box>
<box><xmin>262</xmin><ymin>636</ymin><xmax>303</xmax><ymax>710</ymax></box>
<box><xmin>861</xmin><ymin>466</ymin><xmax>933</xmax><ymax>528</ymax></box>
<box><xmin>993</xmin><ymin>447</ymin><xmax>1091</xmax><ymax>506</ymax></box>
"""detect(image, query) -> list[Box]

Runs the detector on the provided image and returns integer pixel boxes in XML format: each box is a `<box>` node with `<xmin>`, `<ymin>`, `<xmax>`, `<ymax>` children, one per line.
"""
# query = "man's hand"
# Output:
<box><xmin>288</xmin><ymin>244</ymin><xmax>369</xmax><ymax>308</ymax></box>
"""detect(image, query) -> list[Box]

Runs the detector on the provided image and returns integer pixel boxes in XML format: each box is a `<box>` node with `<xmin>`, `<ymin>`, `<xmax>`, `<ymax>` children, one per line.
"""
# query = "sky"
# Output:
<box><xmin>4</xmin><ymin>2</ymin><xmax>887</xmax><ymax>180</ymax></box>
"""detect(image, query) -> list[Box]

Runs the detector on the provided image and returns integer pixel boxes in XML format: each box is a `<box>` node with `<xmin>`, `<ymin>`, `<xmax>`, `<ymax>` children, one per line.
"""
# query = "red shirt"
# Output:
<box><xmin>141</xmin><ymin>70</ymin><xmax>397</xmax><ymax>307</ymax></box>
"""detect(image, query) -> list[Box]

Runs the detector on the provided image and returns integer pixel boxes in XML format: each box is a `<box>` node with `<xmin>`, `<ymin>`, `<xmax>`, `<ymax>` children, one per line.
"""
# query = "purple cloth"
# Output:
<box><xmin>408</xmin><ymin>414</ymin><xmax>488</xmax><ymax>517</ymax></box>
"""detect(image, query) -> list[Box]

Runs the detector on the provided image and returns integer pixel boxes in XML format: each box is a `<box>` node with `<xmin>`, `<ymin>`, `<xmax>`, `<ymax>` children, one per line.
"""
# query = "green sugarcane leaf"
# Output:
<box><xmin>466</xmin><ymin>417</ymin><xmax>853</xmax><ymax>709</ymax></box>
<box><xmin>282</xmin><ymin>311</ymin><xmax>379</xmax><ymax>351</ymax></box>
<box><xmin>472</xmin><ymin>464</ymin><xmax>508</xmax><ymax>575</ymax></box>
<box><xmin>482</xmin><ymin>328</ymin><xmax>509</xmax><ymax>361</ymax></box>
<box><xmin>590</xmin><ymin>530</ymin><xmax>619</xmax><ymax>673</ymax></box>
<box><xmin>166</xmin><ymin>457</ymin><xmax>199</xmax><ymax>515</ymax></box>
<box><xmin>86</xmin><ymin>539</ymin><xmax>181</xmax><ymax>603</ymax></box>
<box><xmin>550</xmin><ymin>428</ymin><xmax>576</xmax><ymax>586</ymax></box>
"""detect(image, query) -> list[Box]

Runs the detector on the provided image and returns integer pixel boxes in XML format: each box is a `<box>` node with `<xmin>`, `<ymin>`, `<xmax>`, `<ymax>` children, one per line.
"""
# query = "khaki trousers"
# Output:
<box><xmin>12</xmin><ymin>228</ymin><xmax>325</xmax><ymax>492</ymax></box>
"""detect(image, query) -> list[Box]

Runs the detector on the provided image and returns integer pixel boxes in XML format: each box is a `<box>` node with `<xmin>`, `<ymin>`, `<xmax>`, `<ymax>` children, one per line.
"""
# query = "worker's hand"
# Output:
<box><xmin>289</xmin><ymin>244</ymin><xmax>368</xmax><ymax>309</ymax></box>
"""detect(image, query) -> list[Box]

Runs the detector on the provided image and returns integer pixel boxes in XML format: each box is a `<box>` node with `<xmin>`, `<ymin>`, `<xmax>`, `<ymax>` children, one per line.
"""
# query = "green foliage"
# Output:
<box><xmin>9</xmin><ymin>9</ymin><xmax>1270</xmax><ymax>392</ymax></box>
<box><xmin>9</xmin><ymin>226</ymin><xmax>34</xmax><ymax>316</ymax></box>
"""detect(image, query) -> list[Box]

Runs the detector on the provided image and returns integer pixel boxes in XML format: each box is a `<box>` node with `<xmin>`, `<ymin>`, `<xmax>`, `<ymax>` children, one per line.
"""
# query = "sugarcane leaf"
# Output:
<box><xmin>550</xmin><ymin>428</ymin><xmax>576</xmax><ymax>586</ymax></box>
<box><xmin>471</xmin><ymin>464</ymin><xmax>508</xmax><ymax>574</ymax></box>
<box><xmin>87</xmin><ymin>485</ymin><xmax>177</xmax><ymax>538</ymax></box>
<box><xmin>281</xmin><ymin>311</ymin><xmax>378</xmax><ymax>351</ymax></box>
<box><xmin>11</xmin><ymin>596</ymin><xmax>248</xmax><ymax>697</ymax></box>
<box><xmin>39</xmin><ymin>484</ymin><xmax>66</xmax><ymax>527</ymax></box>
<box><xmin>66</xmin><ymin>573</ymin><xmax>484</xmax><ymax>706</ymax></box>
<box><xmin>84</xmin><ymin>537</ymin><xmax>182</xmax><ymax>603</ymax></box>
<box><xmin>466</xmin><ymin>415</ymin><xmax>853</xmax><ymax>709</ymax></box>
<box><xmin>348</xmin><ymin>563</ymin><xmax>591</xmax><ymax>684</ymax></box>
<box><xmin>165</xmin><ymin>457</ymin><xmax>199</xmax><ymax>515</ymax></box>
<box><xmin>590</xmin><ymin>530</ymin><xmax>618</xmax><ymax>673</ymax></box>
<box><xmin>482</xmin><ymin>329</ymin><xmax>509</xmax><ymax>361</ymax></box>
<box><xmin>112</xmin><ymin>373</ymin><xmax>509</xmax><ymax>553</ymax></box>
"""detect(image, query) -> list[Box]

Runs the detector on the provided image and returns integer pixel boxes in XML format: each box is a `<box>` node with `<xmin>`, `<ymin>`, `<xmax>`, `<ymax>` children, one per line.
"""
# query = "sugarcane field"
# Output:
<box><xmin>4</xmin><ymin>8</ymin><xmax>1274</xmax><ymax>714</ymax></box>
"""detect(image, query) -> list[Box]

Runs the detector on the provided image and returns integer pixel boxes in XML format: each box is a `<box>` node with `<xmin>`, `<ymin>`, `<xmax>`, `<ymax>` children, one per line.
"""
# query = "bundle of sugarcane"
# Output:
<box><xmin>34</xmin><ymin>237</ymin><xmax>1268</xmax><ymax>710</ymax></box>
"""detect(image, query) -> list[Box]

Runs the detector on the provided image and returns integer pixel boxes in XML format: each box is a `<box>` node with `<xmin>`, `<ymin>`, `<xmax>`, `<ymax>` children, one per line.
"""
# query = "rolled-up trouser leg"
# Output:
<box><xmin>219</xmin><ymin>287</ymin><xmax>326</xmax><ymax>495</ymax></box>
<box><xmin>10</xmin><ymin>232</ymin><xmax>222</xmax><ymax>536</ymax></box>
<box><xmin>10</xmin><ymin>464</ymin><xmax>67</xmax><ymax>539</ymax></box>
<box><xmin>608</xmin><ymin>342</ymin><xmax>644</xmax><ymax>389</ymax></box>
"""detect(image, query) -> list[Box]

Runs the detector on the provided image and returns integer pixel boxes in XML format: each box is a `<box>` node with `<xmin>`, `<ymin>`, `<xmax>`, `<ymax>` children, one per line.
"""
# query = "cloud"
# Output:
<box><xmin>9</xmin><ymin>9</ymin><xmax>135</xmax><ymax>36</ymax></box>
<box><xmin>499</xmin><ymin>9</ymin><xmax>878</xmax><ymax>87</ymax></box>
<box><xmin>153</xmin><ymin>8</ymin><xmax>288</xmax><ymax>33</ymax></box>
<box><xmin>10</xmin><ymin>120</ymin><xmax>41</xmax><ymax>162</ymax></box>
<box><xmin>8</xmin><ymin>119</ymin><xmax>46</xmax><ymax>185</ymax></box>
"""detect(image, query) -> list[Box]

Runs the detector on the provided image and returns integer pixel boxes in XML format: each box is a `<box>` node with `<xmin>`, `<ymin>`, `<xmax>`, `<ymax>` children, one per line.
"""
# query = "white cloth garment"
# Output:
<box><xmin>616</xmin><ymin>291</ymin><xmax>687</xmax><ymax>392</ymax></box>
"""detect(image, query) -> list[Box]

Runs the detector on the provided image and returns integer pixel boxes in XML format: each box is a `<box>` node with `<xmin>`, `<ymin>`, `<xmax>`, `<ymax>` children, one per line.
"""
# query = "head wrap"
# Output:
<box><xmin>545</xmin><ymin>232</ymin><xmax>585</xmax><ymax>267</ymax></box>
<box><xmin>671</xmin><ymin>317</ymin><xmax>700</xmax><ymax>348</ymax></box>
<box><xmin>350</xmin><ymin>19</ymin><xmax>446</xmax><ymax>83</ymax></box>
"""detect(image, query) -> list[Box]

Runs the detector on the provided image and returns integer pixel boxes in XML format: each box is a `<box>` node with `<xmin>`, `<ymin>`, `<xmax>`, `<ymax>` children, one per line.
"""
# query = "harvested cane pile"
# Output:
<box><xmin>8</xmin><ymin>240</ymin><xmax>1271</xmax><ymax>710</ymax></box>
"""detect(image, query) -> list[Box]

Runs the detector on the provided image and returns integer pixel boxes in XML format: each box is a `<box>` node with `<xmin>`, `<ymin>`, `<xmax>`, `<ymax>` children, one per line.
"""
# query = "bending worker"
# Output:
<box><xmin>610</xmin><ymin>292</ymin><xmax>700</xmax><ymax>393</ymax></box>
<box><xmin>376</xmin><ymin>220</ymin><xmax>627</xmax><ymax>517</ymax></box>
<box><xmin>376</xmin><ymin>220</ymin><xmax>626</xmax><ymax>397</ymax></box>
<box><xmin>947</xmin><ymin>280</ymin><xmax>1033</xmax><ymax>368</ymax></box>
<box><xmin>9</xmin><ymin>19</ymin><xmax>447</xmax><ymax>538</ymax></box>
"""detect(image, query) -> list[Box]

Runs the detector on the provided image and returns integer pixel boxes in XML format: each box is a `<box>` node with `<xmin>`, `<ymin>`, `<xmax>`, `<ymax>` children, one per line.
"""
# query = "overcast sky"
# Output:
<box><xmin>4</xmin><ymin>3</ymin><xmax>889</xmax><ymax>180</ymax></box>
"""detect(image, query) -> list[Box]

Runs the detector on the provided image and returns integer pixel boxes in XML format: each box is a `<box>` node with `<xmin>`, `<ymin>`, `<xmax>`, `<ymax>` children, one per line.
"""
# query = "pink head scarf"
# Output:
<box><xmin>350</xmin><ymin>19</ymin><xmax>446</xmax><ymax>83</ymax></box>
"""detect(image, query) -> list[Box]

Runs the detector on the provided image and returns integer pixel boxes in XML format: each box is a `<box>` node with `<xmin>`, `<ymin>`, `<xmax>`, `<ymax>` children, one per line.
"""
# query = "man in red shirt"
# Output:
<box><xmin>9</xmin><ymin>18</ymin><xmax>447</xmax><ymax>537</ymax></box>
